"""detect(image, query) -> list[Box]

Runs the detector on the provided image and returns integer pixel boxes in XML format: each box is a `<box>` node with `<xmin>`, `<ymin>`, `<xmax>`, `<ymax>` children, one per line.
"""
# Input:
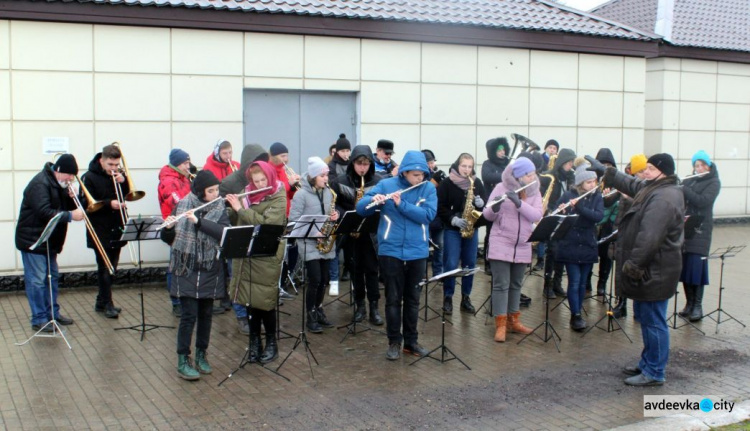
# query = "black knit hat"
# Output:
<box><xmin>545</xmin><ymin>139</ymin><xmax>560</xmax><ymax>150</ymax></box>
<box><xmin>376</xmin><ymin>139</ymin><xmax>394</xmax><ymax>154</ymax></box>
<box><xmin>335</xmin><ymin>134</ymin><xmax>351</xmax><ymax>151</ymax></box>
<box><xmin>421</xmin><ymin>149</ymin><xmax>436</xmax><ymax>162</ymax></box>
<box><xmin>191</xmin><ymin>170</ymin><xmax>220</xmax><ymax>200</ymax></box>
<box><xmin>269</xmin><ymin>142</ymin><xmax>289</xmax><ymax>156</ymax></box>
<box><xmin>52</xmin><ymin>154</ymin><xmax>78</xmax><ymax>175</ymax></box>
<box><xmin>647</xmin><ymin>153</ymin><xmax>675</xmax><ymax>176</ymax></box>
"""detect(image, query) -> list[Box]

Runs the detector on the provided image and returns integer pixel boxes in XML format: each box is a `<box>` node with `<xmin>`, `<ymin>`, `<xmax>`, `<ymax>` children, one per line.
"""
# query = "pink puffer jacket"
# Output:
<box><xmin>482</xmin><ymin>163</ymin><xmax>543</xmax><ymax>264</ymax></box>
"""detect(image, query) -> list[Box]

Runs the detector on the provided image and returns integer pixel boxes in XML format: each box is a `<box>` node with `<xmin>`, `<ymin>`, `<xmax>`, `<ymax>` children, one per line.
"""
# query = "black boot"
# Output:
<box><xmin>369</xmin><ymin>301</ymin><xmax>384</xmax><ymax>326</ymax></box>
<box><xmin>585</xmin><ymin>272</ymin><xmax>593</xmax><ymax>295</ymax></box>
<box><xmin>353</xmin><ymin>301</ymin><xmax>366</xmax><ymax>323</ymax></box>
<box><xmin>543</xmin><ymin>278</ymin><xmax>556</xmax><ymax>299</ymax></box>
<box><xmin>442</xmin><ymin>296</ymin><xmax>453</xmax><ymax>315</ymax></box>
<box><xmin>520</xmin><ymin>293</ymin><xmax>531</xmax><ymax>308</ymax></box>
<box><xmin>317</xmin><ymin>306</ymin><xmax>334</xmax><ymax>328</ymax></box>
<box><xmin>260</xmin><ymin>335</ymin><xmax>278</xmax><ymax>364</ymax></box>
<box><xmin>460</xmin><ymin>295</ymin><xmax>475</xmax><ymax>313</ymax></box>
<box><xmin>596</xmin><ymin>279</ymin><xmax>607</xmax><ymax>297</ymax></box>
<box><xmin>249</xmin><ymin>334</ymin><xmax>262</xmax><ymax>363</ymax></box>
<box><xmin>689</xmin><ymin>285</ymin><xmax>704</xmax><ymax>322</ymax></box>
<box><xmin>678</xmin><ymin>284</ymin><xmax>694</xmax><ymax>317</ymax></box>
<box><xmin>612</xmin><ymin>297</ymin><xmax>627</xmax><ymax>318</ymax></box>
<box><xmin>307</xmin><ymin>310</ymin><xmax>323</xmax><ymax>333</ymax></box>
<box><xmin>552</xmin><ymin>276</ymin><xmax>566</xmax><ymax>297</ymax></box>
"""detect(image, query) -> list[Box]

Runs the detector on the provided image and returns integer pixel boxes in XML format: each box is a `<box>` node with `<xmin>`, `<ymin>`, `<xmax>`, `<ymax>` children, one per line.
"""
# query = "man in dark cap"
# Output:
<box><xmin>588</xmin><ymin>153</ymin><xmax>685</xmax><ymax>387</ymax></box>
<box><xmin>373</xmin><ymin>139</ymin><xmax>398</xmax><ymax>178</ymax></box>
<box><xmin>15</xmin><ymin>154</ymin><xmax>84</xmax><ymax>332</ymax></box>
<box><xmin>543</xmin><ymin>139</ymin><xmax>559</xmax><ymax>168</ymax></box>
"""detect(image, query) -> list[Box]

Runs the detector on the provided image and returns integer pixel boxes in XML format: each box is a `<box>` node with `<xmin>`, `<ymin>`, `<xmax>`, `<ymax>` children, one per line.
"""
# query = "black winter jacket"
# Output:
<box><xmin>480</xmin><ymin>139</ymin><xmax>510</xmax><ymax>201</ymax></box>
<box><xmin>331</xmin><ymin>145</ymin><xmax>380</xmax><ymax>213</ymax></box>
<box><xmin>610</xmin><ymin>172</ymin><xmax>685</xmax><ymax>302</ymax></box>
<box><xmin>554</xmin><ymin>189</ymin><xmax>604</xmax><ymax>264</ymax></box>
<box><xmin>682</xmin><ymin>164</ymin><xmax>721</xmax><ymax>256</ymax></box>
<box><xmin>15</xmin><ymin>163</ymin><xmax>75</xmax><ymax>255</ymax></box>
<box><xmin>328</xmin><ymin>154</ymin><xmax>349</xmax><ymax>180</ymax></box>
<box><xmin>82</xmin><ymin>153</ymin><xmax>131</xmax><ymax>250</ymax></box>
<box><xmin>438</xmin><ymin>162</ymin><xmax>486</xmax><ymax>231</ymax></box>
<box><xmin>539</xmin><ymin>148</ymin><xmax>576</xmax><ymax>214</ymax></box>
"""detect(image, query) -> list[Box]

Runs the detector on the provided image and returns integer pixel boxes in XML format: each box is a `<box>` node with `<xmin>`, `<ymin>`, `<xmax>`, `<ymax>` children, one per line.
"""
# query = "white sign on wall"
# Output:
<box><xmin>42</xmin><ymin>137</ymin><xmax>70</xmax><ymax>154</ymax></box>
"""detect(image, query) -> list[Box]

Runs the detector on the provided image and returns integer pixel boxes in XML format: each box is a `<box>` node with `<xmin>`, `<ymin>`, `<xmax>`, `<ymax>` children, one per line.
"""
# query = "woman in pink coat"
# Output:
<box><xmin>482</xmin><ymin>158</ymin><xmax>542</xmax><ymax>342</ymax></box>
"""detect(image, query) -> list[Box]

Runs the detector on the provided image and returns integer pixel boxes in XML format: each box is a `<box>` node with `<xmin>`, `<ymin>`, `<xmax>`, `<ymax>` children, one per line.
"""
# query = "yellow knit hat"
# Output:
<box><xmin>630</xmin><ymin>153</ymin><xmax>647</xmax><ymax>174</ymax></box>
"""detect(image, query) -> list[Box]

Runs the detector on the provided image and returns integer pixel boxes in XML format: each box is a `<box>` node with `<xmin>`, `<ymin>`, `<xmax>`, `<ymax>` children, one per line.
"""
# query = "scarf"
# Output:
<box><xmin>449</xmin><ymin>168</ymin><xmax>473</xmax><ymax>191</ymax></box>
<box><xmin>631</xmin><ymin>176</ymin><xmax>678</xmax><ymax>209</ymax></box>
<box><xmin>170</xmin><ymin>192</ymin><xmax>225</xmax><ymax>277</ymax></box>
<box><xmin>244</xmin><ymin>161</ymin><xmax>279</xmax><ymax>205</ymax></box>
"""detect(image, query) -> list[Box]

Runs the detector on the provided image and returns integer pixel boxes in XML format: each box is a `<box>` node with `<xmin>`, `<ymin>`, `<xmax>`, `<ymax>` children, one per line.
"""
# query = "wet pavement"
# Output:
<box><xmin>1</xmin><ymin>224</ymin><xmax>749</xmax><ymax>430</ymax></box>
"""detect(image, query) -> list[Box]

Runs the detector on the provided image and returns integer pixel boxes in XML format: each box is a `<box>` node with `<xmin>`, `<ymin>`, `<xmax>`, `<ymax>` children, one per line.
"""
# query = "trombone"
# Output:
<box><xmin>110</xmin><ymin>142</ymin><xmax>144</xmax><ymax>266</ymax></box>
<box><xmin>111</xmin><ymin>142</ymin><xmax>145</xmax><ymax>201</ymax></box>
<box><xmin>69</xmin><ymin>177</ymin><xmax>115</xmax><ymax>275</ymax></box>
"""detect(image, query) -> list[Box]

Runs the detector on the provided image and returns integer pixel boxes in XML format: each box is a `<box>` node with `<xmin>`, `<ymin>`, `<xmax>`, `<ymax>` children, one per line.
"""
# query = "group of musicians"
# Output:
<box><xmin>15</xmin><ymin>133</ymin><xmax>721</xmax><ymax>387</ymax></box>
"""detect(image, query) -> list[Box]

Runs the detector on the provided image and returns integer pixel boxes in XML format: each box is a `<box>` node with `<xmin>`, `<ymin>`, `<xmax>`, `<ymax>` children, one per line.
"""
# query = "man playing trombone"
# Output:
<box><xmin>81</xmin><ymin>144</ymin><xmax>129</xmax><ymax>319</ymax></box>
<box><xmin>15</xmin><ymin>154</ymin><xmax>84</xmax><ymax>332</ymax></box>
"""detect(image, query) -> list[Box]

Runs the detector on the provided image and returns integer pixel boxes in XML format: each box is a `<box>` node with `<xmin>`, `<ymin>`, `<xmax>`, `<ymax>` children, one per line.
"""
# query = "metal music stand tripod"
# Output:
<box><xmin>114</xmin><ymin>216</ymin><xmax>174</xmax><ymax>341</ymax></box>
<box><xmin>702</xmin><ymin>245</ymin><xmax>746</xmax><ymax>334</ymax></box>
<box><xmin>276</xmin><ymin>215</ymin><xmax>328</xmax><ymax>379</ymax></box>
<box><xmin>16</xmin><ymin>213</ymin><xmax>72</xmax><ymax>349</ymax></box>
<box><xmin>582</xmin><ymin>230</ymin><xmax>632</xmax><ymax>342</ymax></box>
<box><xmin>219</xmin><ymin>224</ymin><xmax>289</xmax><ymax>385</ymax></box>
<box><xmin>335</xmin><ymin>210</ymin><xmax>385</xmax><ymax>342</ymax></box>
<box><xmin>517</xmin><ymin>214</ymin><xmax>577</xmax><ymax>352</ymax></box>
<box><xmin>410</xmin><ymin>268</ymin><xmax>478</xmax><ymax>370</ymax></box>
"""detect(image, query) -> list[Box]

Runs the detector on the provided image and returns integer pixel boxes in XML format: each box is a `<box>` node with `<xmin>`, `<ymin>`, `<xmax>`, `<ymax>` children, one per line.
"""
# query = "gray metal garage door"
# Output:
<box><xmin>243</xmin><ymin>90</ymin><xmax>358</xmax><ymax>173</ymax></box>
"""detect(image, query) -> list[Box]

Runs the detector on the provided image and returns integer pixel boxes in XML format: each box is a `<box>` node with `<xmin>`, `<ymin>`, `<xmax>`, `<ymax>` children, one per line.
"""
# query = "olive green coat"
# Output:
<box><xmin>228</xmin><ymin>187</ymin><xmax>286</xmax><ymax>311</ymax></box>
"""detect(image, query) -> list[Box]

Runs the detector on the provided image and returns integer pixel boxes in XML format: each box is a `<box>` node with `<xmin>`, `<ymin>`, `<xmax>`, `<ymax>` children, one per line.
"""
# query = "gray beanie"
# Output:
<box><xmin>574</xmin><ymin>164</ymin><xmax>597</xmax><ymax>186</ymax></box>
<box><xmin>307</xmin><ymin>156</ymin><xmax>329</xmax><ymax>179</ymax></box>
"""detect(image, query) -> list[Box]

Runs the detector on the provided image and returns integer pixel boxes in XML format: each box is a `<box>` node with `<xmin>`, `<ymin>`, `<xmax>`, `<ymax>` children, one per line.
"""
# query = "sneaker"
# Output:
<box><xmin>403</xmin><ymin>343</ymin><xmax>429</xmax><ymax>357</ymax></box>
<box><xmin>622</xmin><ymin>365</ymin><xmax>641</xmax><ymax>376</ymax></box>
<box><xmin>533</xmin><ymin>259</ymin><xmax>545</xmax><ymax>271</ymax></box>
<box><xmin>386</xmin><ymin>343</ymin><xmax>401</xmax><ymax>361</ymax></box>
<box><xmin>237</xmin><ymin>317</ymin><xmax>250</xmax><ymax>335</ymax></box>
<box><xmin>279</xmin><ymin>288</ymin><xmax>294</xmax><ymax>300</ymax></box>
<box><xmin>95</xmin><ymin>303</ymin><xmax>122</xmax><ymax>313</ymax></box>
<box><xmin>172</xmin><ymin>304</ymin><xmax>182</xmax><ymax>317</ymax></box>
<box><xmin>104</xmin><ymin>303</ymin><xmax>120</xmax><ymax>319</ymax></box>
<box><xmin>328</xmin><ymin>281</ymin><xmax>339</xmax><ymax>296</ymax></box>
<box><xmin>624</xmin><ymin>373</ymin><xmax>664</xmax><ymax>387</ymax></box>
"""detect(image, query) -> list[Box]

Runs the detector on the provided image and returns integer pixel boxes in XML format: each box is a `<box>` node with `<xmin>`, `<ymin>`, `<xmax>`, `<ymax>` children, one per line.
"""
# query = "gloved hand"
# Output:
<box><xmin>451</xmin><ymin>216</ymin><xmax>468</xmax><ymax>230</ymax></box>
<box><xmin>473</xmin><ymin>196</ymin><xmax>484</xmax><ymax>208</ymax></box>
<box><xmin>506</xmin><ymin>191</ymin><xmax>522</xmax><ymax>208</ymax></box>
<box><xmin>622</xmin><ymin>260</ymin><xmax>645</xmax><ymax>280</ymax></box>
<box><xmin>585</xmin><ymin>155</ymin><xmax>607</xmax><ymax>177</ymax></box>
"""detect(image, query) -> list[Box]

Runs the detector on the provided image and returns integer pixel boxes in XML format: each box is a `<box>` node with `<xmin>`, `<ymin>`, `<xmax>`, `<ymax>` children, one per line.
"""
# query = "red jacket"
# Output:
<box><xmin>157</xmin><ymin>165</ymin><xmax>191</xmax><ymax>219</ymax></box>
<box><xmin>202</xmin><ymin>153</ymin><xmax>240</xmax><ymax>182</ymax></box>
<box><xmin>270</xmin><ymin>161</ymin><xmax>295</xmax><ymax>216</ymax></box>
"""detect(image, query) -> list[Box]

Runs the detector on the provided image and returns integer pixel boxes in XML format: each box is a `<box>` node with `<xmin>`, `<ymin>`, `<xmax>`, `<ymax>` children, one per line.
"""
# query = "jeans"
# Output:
<box><xmin>95</xmin><ymin>247</ymin><xmax>121</xmax><ymax>307</ymax></box>
<box><xmin>353</xmin><ymin>235</ymin><xmax>380</xmax><ymax>304</ymax></box>
<box><xmin>226</xmin><ymin>259</ymin><xmax>248</xmax><ymax>319</ymax></box>
<box><xmin>489</xmin><ymin>260</ymin><xmax>526</xmax><ymax>316</ymax></box>
<box><xmin>565</xmin><ymin>263</ymin><xmax>593</xmax><ymax>315</ymax></box>
<box><xmin>633</xmin><ymin>299</ymin><xmax>670</xmax><ymax>381</ymax></box>
<box><xmin>380</xmin><ymin>256</ymin><xmax>425</xmax><ymax>345</ymax></box>
<box><xmin>177</xmin><ymin>296</ymin><xmax>213</xmax><ymax>355</ymax></box>
<box><xmin>536</xmin><ymin>241</ymin><xmax>546</xmax><ymax>259</ymax></box>
<box><xmin>430</xmin><ymin>227</ymin><xmax>444</xmax><ymax>276</ymax></box>
<box><xmin>22</xmin><ymin>251</ymin><xmax>60</xmax><ymax>326</ymax></box>
<box><xmin>442</xmin><ymin>229</ymin><xmax>478</xmax><ymax>297</ymax></box>
<box><xmin>305</xmin><ymin>259</ymin><xmax>330</xmax><ymax>311</ymax></box>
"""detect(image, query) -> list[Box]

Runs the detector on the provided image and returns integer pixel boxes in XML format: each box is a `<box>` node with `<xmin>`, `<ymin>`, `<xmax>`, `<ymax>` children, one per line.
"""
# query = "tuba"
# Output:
<box><xmin>350</xmin><ymin>176</ymin><xmax>365</xmax><ymax>239</ymax></box>
<box><xmin>460</xmin><ymin>176</ymin><xmax>482</xmax><ymax>238</ymax></box>
<box><xmin>509</xmin><ymin>133</ymin><xmax>539</xmax><ymax>160</ymax></box>
<box><xmin>317</xmin><ymin>184</ymin><xmax>338</xmax><ymax>253</ymax></box>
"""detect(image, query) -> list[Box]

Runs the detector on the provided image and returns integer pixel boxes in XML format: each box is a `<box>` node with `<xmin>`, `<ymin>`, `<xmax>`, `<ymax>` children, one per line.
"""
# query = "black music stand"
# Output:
<box><xmin>16</xmin><ymin>213</ymin><xmax>72</xmax><ymax>349</ymax></box>
<box><xmin>276</xmin><ymin>215</ymin><xmax>328</xmax><ymax>379</ymax></box>
<box><xmin>115</xmin><ymin>216</ymin><xmax>174</xmax><ymax>341</ymax></box>
<box><xmin>410</xmin><ymin>268</ymin><xmax>478</xmax><ymax>370</ymax></box>
<box><xmin>335</xmin><ymin>211</ymin><xmax>385</xmax><ymax>342</ymax></box>
<box><xmin>702</xmin><ymin>245</ymin><xmax>746</xmax><ymax>334</ymax></box>
<box><xmin>517</xmin><ymin>214</ymin><xmax>578</xmax><ymax>352</ymax></box>
<box><xmin>582</xmin><ymin>230</ymin><xmax>632</xmax><ymax>342</ymax></box>
<box><xmin>220</xmin><ymin>224</ymin><xmax>289</xmax><ymax>385</ymax></box>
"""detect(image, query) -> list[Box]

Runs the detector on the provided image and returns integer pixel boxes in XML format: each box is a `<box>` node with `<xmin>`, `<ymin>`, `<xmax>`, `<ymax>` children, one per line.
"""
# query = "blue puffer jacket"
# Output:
<box><xmin>554</xmin><ymin>189</ymin><xmax>604</xmax><ymax>264</ymax></box>
<box><xmin>357</xmin><ymin>150</ymin><xmax>437</xmax><ymax>261</ymax></box>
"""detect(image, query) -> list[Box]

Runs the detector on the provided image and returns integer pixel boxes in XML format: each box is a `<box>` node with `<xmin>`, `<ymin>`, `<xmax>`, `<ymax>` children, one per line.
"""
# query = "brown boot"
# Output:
<box><xmin>507</xmin><ymin>311</ymin><xmax>533</xmax><ymax>335</ymax></box>
<box><xmin>494</xmin><ymin>315</ymin><xmax>507</xmax><ymax>342</ymax></box>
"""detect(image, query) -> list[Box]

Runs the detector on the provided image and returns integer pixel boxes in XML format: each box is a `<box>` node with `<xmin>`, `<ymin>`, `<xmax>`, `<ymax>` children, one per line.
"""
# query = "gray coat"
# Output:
<box><xmin>610</xmin><ymin>171</ymin><xmax>685</xmax><ymax>302</ymax></box>
<box><xmin>682</xmin><ymin>164</ymin><xmax>721</xmax><ymax>256</ymax></box>
<box><xmin>289</xmin><ymin>175</ymin><xmax>336</xmax><ymax>261</ymax></box>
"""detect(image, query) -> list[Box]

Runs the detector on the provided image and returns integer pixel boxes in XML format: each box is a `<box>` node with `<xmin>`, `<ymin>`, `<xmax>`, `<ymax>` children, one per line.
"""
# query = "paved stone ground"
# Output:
<box><xmin>1</xmin><ymin>225</ymin><xmax>749</xmax><ymax>430</ymax></box>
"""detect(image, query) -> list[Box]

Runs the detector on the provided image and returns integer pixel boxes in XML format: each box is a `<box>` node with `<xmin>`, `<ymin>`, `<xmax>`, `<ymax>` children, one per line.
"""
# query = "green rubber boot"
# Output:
<box><xmin>195</xmin><ymin>349</ymin><xmax>212</xmax><ymax>375</ymax></box>
<box><xmin>177</xmin><ymin>354</ymin><xmax>200</xmax><ymax>381</ymax></box>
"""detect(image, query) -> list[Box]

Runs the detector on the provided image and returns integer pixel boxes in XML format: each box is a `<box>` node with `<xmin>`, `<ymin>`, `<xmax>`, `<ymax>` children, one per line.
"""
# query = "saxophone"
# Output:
<box><xmin>317</xmin><ymin>184</ymin><xmax>338</xmax><ymax>253</ymax></box>
<box><xmin>539</xmin><ymin>173</ymin><xmax>556</xmax><ymax>216</ymax></box>
<box><xmin>460</xmin><ymin>176</ymin><xmax>482</xmax><ymax>238</ymax></box>
<box><xmin>350</xmin><ymin>176</ymin><xmax>365</xmax><ymax>239</ymax></box>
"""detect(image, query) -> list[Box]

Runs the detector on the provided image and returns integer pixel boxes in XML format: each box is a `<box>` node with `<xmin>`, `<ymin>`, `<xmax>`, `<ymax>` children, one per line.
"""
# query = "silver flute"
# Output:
<box><xmin>364</xmin><ymin>181</ymin><xmax>428</xmax><ymax>209</ymax></box>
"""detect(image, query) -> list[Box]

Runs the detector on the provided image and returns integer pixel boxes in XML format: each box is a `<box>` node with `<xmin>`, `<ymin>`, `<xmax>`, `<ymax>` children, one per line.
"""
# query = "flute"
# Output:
<box><xmin>549</xmin><ymin>186</ymin><xmax>597</xmax><ymax>216</ymax></box>
<box><xmin>364</xmin><ymin>181</ymin><xmax>428</xmax><ymax>209</ymax></box>
<box><xmin>157</xmin><ymin>186</ymin><xmax>273</xmax><ymax>230</ymax></box>
<box><xmin>683</xmin><ymin>171</ymin><xmax>709</xmax><ymax>180</ymax></box>
<box><xmin>487</xmin><ymin>181</ymin><xmax>537</xmax><ymax>209</ymax></box>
